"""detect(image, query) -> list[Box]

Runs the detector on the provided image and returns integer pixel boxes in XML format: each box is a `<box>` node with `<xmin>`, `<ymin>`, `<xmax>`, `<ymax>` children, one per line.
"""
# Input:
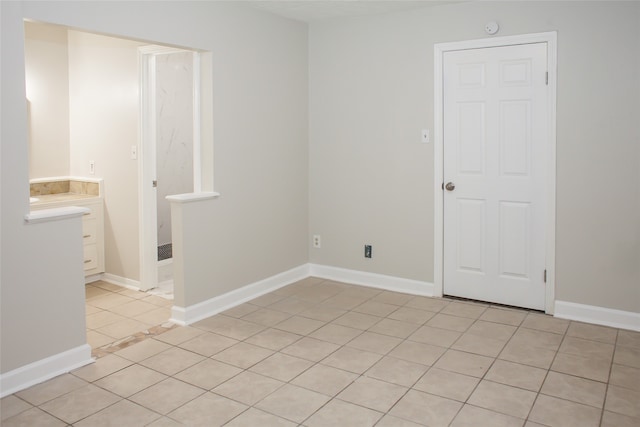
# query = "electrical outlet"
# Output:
<box><xmin>313</xmin><ymin>235</ymin><xmax>321</xmax><ymax>248</ymax></box>
<box><xmin>364</xmin><ymin>245</ymin><xmax>372</xmax><ymax>258</ymax></box>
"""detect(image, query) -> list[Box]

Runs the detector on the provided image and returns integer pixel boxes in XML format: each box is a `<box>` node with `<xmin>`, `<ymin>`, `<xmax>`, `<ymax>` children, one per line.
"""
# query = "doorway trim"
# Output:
<box><xmin>433</xmin><ymin>31</ymin><xmax>557</xmax><ymax>313</ymax></box>
<box><xmin>138</xmin><ymin>45</ymin><xmax>201</xmax><ymax>291</ymax></box>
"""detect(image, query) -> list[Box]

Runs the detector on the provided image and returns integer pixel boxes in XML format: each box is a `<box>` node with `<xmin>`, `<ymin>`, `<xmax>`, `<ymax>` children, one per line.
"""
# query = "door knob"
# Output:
<box><xmin>445</xmin><ymin>182</ymin><xmax>456</xmax><ymax>191</ymax></box>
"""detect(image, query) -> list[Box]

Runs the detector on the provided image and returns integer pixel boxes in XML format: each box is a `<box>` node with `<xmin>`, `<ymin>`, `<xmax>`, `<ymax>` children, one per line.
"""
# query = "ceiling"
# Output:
<box><xmin>246</xmin><ymin>1</ymin><xmax>462</xmax><ymax>23</ymax></box>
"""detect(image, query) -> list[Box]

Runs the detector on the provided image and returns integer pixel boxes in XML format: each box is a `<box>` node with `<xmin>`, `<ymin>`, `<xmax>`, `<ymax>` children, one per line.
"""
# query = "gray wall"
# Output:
<box><xmin>309</xmin><ymin>1</ymin><xmax>640</xmax><ymax>313</ymax></box>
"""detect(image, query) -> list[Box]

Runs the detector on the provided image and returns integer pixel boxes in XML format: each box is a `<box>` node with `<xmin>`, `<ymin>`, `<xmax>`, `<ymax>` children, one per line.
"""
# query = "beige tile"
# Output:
<box><xmin>388</xmin><ymin>306</ymin><xmax>436</xmax><ymax>324</ymax></box>
<box><xmin>372</xmin><ymin>290</ymin><xmax>414</xmax><ymax>306</ymax></box>
<box><xmin>1</xmin><ymin>396</ymin><xmax>32</xmax><ymax>421</ymax></box>
<box><xmin>241</xmin><ymin>308</ymin><xmax>292</xmax><ymax>326</ymax></box>
<box><xmin>346</xmin><ymin>331</ymin><xmax>403</xmax><ymax>354</ymax></box>
<box><xmin>249</xmin><ymin>352</ymin><xmax>314</xmax><ymax>382</ymax></box>
<box><xmin>404</xmin><ymin>296</ymin><xmax>449</xmax><ymax>312</ymax></box>
<box><xmin>255</xmin><ymin>384</ymin><xmax>330</xmax><ymax>423</ymax></box>
<box><xmin>566</xmin><ymin>321</ymin><xmax>617</xmax><ymax>344</ymax></box>
<box><xmin>116</xmin><ymin>288</ymin><xmax>147</xmax><ymax>299</ymax></box>
<box><xmin>440</xmin><ymin>301</ymin><xmax>487</xmax><ymax>319</ymax></box>
<box><xmin>433</xmin><ymin>349</ymin><xmax>494</xmax><ymax>377</ymax></box>
<box><xmin>309</xmin><ymin>323</ymin><xmax>362</xmax><ymax>345</ymax></box>
<box><xmin>521</xmin><ymin>313</ymin><xmax>569</xmax><ymax>335</ymax></box>
<box><xmin>87</xmin><ymin>330</ymin><xmax>116</xmax><ymax>348</ymax></box>
<box><xmin>135</xmin><ymin>307</ymin><xmax>171</xmax><ymax>325</ymax></box>
<box><xmin>305</xmin><ymin>399</ymin><xmax>383</xmax><ymax>427</ymax></box>
<box><xmin>365</xmin><ymin>356</ymin><xmax>429</xmax><ymax>387</ymax></box>
<box><xmin>353</xmin><ymin>300</ymin><xmax>398</xmax><ymax>317</ymax></box>
<box><xmin>551</xmin><ymin>352</ymin><xmax>611</xmax><ymax>382</ymax></box>
<box><xmin>85</xmin><ymin>285</ymin><xmax>110</xmax><ymax>299</ymax></box>
<box><xmin>140</xmin><ymin>346</ymin><xmax>205</xmax><ymax>376</ymax></box>
<box><xmin>478</xmin><ymin>307</ymin><xmax>526</xmax><ymax>326</ymax></box>
<box><xmin>322</xmin><ymin>346</ymin><xmax>382</xmax><ymax>374</ymax></box>
<box><xmin>92</xmin><ymin>281</ymin><xmax>125</xmax><ymax>292</ymax></box>
<box><xmin>281</xmin><ymin>337</ymin><xmax>339</xmax><ymax>362</ymax></box>
<box><xmin>109</xmin><ymin>299</ymin><xmax>157</xmax><ymax>317</ymax></box>
<box><xmin>86</xmin><ymin>310</ymin><xmax>126</xmax><ymax>329</ymax></box>
<box><xmin>450</xmin><ymin>404</ymin><xmax>524</xmax><ymax>427</ymax></box>
<box><xmin>222</xmin><ymin>303</ymin><xmax>260</xmax><ymax>318</ymax></box>
<box><xmin>224</xmin><ymin>408</ymin><xmax>297</xmax><ymax>427</ymax></box>
<box><xmin>368</xmin><ymin>318</ymin><xmax>419</xmax><ymax>338</ymax></box>
<box><xmin>85</xmin><ymin>304</ymin><xmax>102</xmax><ymax>315</ymax></box>
<box><xmin>174</xmin><ymin>358</ymin><xmax>242</xmax><ymax>390</ymax></box>
<box><xmin>605</xmin><ymin>384</ymin><xmax>640</xmax><ymax>418</ymax></box>
<box><xmin>601</xmin><ymin>411</ymin><xmax>640</xmax><ymax>427</ymax></box>
<box><xmin>16</xmin><ymin>373</ymin><xmax>87</xmax><ymax>406</ymax></box>
<box><xmin>39</xmin><ymin>384</ymin><xmax>120</xmax><ymax>424</ymax></box>
<box><xmin>293</xmin><ymin>286</ymin><xmax>342</xmax><ymax>303</ymax></box>
<box><xmin>451</xmin><ymin>332</ymin><xmax>507</xmax><ymax>357</ymax></box>
<box><xmin>298</xmin><ymin>305</ymin><xmax>347</xmax><ymax>322</ymax></box>
<box><xmin>212</xmin><ymin>342</ymin><xmax>273</xmax><ymax>369</ymax></box>
<box><xmin>610</xmin><ymin>363</ymin><xmax>640</xmax><ymax>391</ymax></box>
<box><xmin>540</xmin><ymin>371</ymin><xmax>606</xmax><ymax>408</ymax></box>
<box><xmin>388</xmin><ymin>341</ymin><xmax>446</xmax><ymax>366</ymax></box>
<box><xmin>466</xmin><ymin>320</ymin><xmax>517</xmax><ymax>341</ymax></box>
<box><xmin>408</xmin><ymin>325</ymin><xmax>461</xmax><ymax>348</ymax></box>
<box><xmin>249</xmin><ymin>292</ymin><xmax>287</xmax><ymax>307</ymax></box>
<box><xmin>245</xmin><ymin>328</ymin><xmax>301</xmax><ymax>350</ymax></box>
<box><xmin>130</xmin><ymin>378</ymin><xmax>204</xmax><ymax>415</ymax></box>
<box><xmin>376</xmin><ymin>414</ymin><xmax>424</xmax><ymax>427</ymax></box>
<box><xmin>87</xmin><ymin>293</ymin><xmax>135</xmax><ymax>310</ymax></box>
<box><xmin>510</xmin><ymin>327</ymin><xmax>563</xmax><ymax>351</ymax></box>
<box><xmin>333</xmin><ymin>311</ymin><xmax>381</xmax><ymax>330</ymax></box>
<box><xmin>167</xmin><ymin>392</ymin><xmax>247</xmax><ymax>426</ymax></box>
<box><xmin>192</xmin><ymin>315</ymin><xmax>265</xmax><ymax>340</ymax></box>
<box><xmin>559</xmin><ymin>336</ymin><xmax>614</xmax><ymax>360</ymax></box>
<box><xmin>614</xmin><ymin>345</ymin><xmax>640</xmax><ymax>368</ymax></box>
<box><xmin>95</xmin><ymin>364</ymin><xmax>167</xmax><ymax>397</ymax></box>
<box><xmin>322</xmin><ymin>293</ymin><xmax>370</xmax><ymax>310</ymax></box>
<box><xmin>141</xmin><ymin>295</ymin><xmax>173</xmax><ymax>307</ymax></box>
<box><xmin>413</xmin><ymin>367</ymin><xmax>479</xmax><ymax>402</ymax></box>
<box><xmin>291</xmin><ymin>364</ymin><xmax>358</xmax><ymax>396</ymax></box>
<box><xmin>529</xmin><ymin>394</ymin><xmax>601</xmax><ymax>427</ymax></box>
<box><xmin>617</xmin><ymin>329</ymin><xmax>640</xmax><ymax>349</ymax></box>
<box><xmin>468</xmin><ymin>380</ymin><xmax>536</xmax><ymax>418</ymax></box>
<box><xmin>178</xmin><ymin>331</ymin><xmax>238</xmax><ymax>356</ymax></box>
<box><xmin>339</xmin><ymin>285</ymin><xmax>381</xmax><ymax>299</ymax></box>
<box><xmin>74</xmin><ymin>399</ymin><xmax>160</xmax><ymax>427</ymax></box>
<box><xmin>114</xmin><ymin>338</ymin><xmax>172</xmax><ymax>362</ymax></box>
<box><xmin>146</xmin><ymin>416</ymin><xmax>183</xmax><ymax>427</ymax></box>
<box><xmin>267</xmin><ymin>296</ymin><xmax>315</xmax><ymax>314</ymax></box>
<box><xmin>212</xmin><ymin>371</ymin><xmax>283</xmax><ymax>406</ymax></box>
<box><xmin>274</xmin><ymin>315</ymin><xmax>324</xmax><ymax>335</ymax></box>
<box><xmin>426</xmin><ymin>313</ymin><xmax>475</xmax><ymax>332</ymax></box>
<box><xmin>1</xmin><ymin>407</ymin><xmax>66</xmax><ymax>427</ymax></box>
<box><xmin>389</xmin><ymin>389</ymin><xmax>462</xmax><ymax>426</ymax></box>
<box><xmin>498</xmin><ymin>341</ymin><xmax>557</xmax><ymax>369</ymax></box>
<box><xmin>96</xmin><ymin>318</ymin><xmax>152</xmax><ymax>340</ymax></box>
<box><xmin>485</xmin><ymin>360</ymin><xmax>547</xmax><ymax>392</ymax></box>
<box><xmin>153</xmin><ymin>325</ymin><xmax>205</xmax><ymax>345</ymax></box>
<box><xmin>338</xmin><ymin>376</ymin><xmax>408</xmax><ymax>413</ymax></box>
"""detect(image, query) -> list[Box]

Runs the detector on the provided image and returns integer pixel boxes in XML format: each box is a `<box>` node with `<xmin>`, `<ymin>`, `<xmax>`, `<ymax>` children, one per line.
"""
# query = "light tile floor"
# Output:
<box><xmin>2</xmin><ymin>277</ymin><xmax>639</xmax><ymax>426</ymax></box>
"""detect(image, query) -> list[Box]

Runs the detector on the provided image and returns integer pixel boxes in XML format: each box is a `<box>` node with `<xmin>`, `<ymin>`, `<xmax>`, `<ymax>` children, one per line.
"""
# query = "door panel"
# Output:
<box><xmin>443</xmin><ymin>43</ymin><xmax>548</xmax><ymax>310</ymax></box>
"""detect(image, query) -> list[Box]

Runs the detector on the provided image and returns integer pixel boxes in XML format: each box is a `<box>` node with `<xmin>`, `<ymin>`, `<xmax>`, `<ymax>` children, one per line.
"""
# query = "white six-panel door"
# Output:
<box><xmin>443</xmin><ymin>43</ymin><xmax>548</xmax><ymax>310</ymax></box>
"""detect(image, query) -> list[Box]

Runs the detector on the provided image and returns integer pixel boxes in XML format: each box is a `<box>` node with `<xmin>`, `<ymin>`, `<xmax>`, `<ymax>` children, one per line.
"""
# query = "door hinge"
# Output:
<box><xmin>544</xmin><ymin>269</ymin><xmax>547</xmax><ymax>283</ymax></box>
<box><xmin>545</xmin><ymin>71</ymin><xmax>549</xmax><ymax>85</ymax></box>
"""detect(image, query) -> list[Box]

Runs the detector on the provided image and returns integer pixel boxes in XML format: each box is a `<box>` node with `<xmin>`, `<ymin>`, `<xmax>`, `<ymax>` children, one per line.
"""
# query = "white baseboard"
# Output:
<box><xmin>171</xmin><ymin>264</ymin><xmax>311</xmax><ymax>325</ymax></box>
<box><xmin>0</xmin><ymin>345</ymin><xmax>93</xmax><ymax>398</ymax></box>
<box><xmin>309</xmin><ymin>264</ymin><xmax>435</xmax><ymax>297</ymax></box>
<box><xmin>555</xmin><ymin>301</ymin><xmax>640</xmax><ymax>332</ymax></box>
<box><xmin>84</xmin><ymin>273</ymin><xmax>104</xmax><ymax>284</ymax></box>
<box><xmin>101</xmin><ymin>273</ymin><xmax>142</xmax><ymax>291</ymax></box>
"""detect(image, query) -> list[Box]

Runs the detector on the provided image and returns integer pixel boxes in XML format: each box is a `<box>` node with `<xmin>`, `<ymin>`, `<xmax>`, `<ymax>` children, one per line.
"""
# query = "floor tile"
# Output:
<box><xmin>86</xmin><ymin>310</ymin><xmax>126</xmax><ymax>329</ymax></box>
<box><xmin>540</xmin><ymin>371</ymin><xmax>606</xmax><ymax>408</ymax></box>
<box><xmin>485</xmin><ymin>359</ymin><xmax>547</xmax><ymax>392</ymax></box>
<box><xmin>521</xmin><ymin>313</ymin><xmax>569</xmax><ymax>335</ymax></box>
<box><xmin>387</xmin><ymin>306</ymin><xmax>436</xmax><ymax>324</ymax></box>
<box><xmin>375</xmin><ymin>414</ymin><xmax>424</xmax><ymax>427</ymax></box>
<box><xmin>322</xmin><ymin>294</ymin><xmax>369</xmax><ymax>310</ymax></box>
<box><xmin>551</xmin><ymin>352</ymin><xmax>611</xmax><ymax>382</ymax></box>
<box><xmin>249</xmin><ymin>292</ymin><xmax>287</xmax><ymax>307</ymax></box>
<box><xmin>389</xmin><ymin>389</ymin><xmax>462</xmax><ymax>426</ymax></box>
<box><xmin>174</xmin><ymin>358</ymin><xmax>242</xmax><ymax>390</ymax></box>
<box><xmin>333</xmin><ymin>311</ymin><xmax>381</xmax><ymax>330</ymax></box>
<box><xmin>529</xmin><ymin>394</ymin><xmax>601</xmax><ymax>427</ymax></box>
<box><xmin>468</xmin><ymin>380</ymin><xmax>536</xmax><ymax>418</ymax></box>
<box><xmin>39</xmin><ymin>384</ymin><xmax>120</xmax><ymax>424</ymax></box>
<box><xmin>267</xmin><ymin>296</ymin><xmax>315</xmax><ymax>315</ymax></box>
<box><xmin>74</xmin><ymin>399</ymin><xmax>160</xmax><ymax>427</ymax></box>
<box><xmin>426</xmin><ymin>313</ymin><xmax>475</xmax><ymax>332</ymax></box>
<box><xmin>478</xmin><ymin>307</ymin><xmax>526</xmax><ymax>326</ymax></box>
<box><xmin>212</xmin><ymin>342</ymin><xmax>274</xmax><ymax>369</ymax></box>
<box><xmin>281</xmin><ymin>337</ymin><xmax>340</xmax><ymax>362</ymax></box>
<box><xmin>617</xmin><ymin>329</ymin><xmax>640</xmax><ymax>349</ymax></box>
<box><xmin>440</xmin><ymin>301</ymin><xmax>487</xmax><ymax>319</ymax></box>
<box><xmin>466</xmin><ymin>320</ymin><xmax>517</xmax><ymax>341</ymax></box>
<box><xmin>346</xmin><ymin>331</ymin><xmax>402</xmax><ymax>354</ymax></box>
<box><xmin>413</xmin><ymin>367</ymin><xmax>479</xmax><ymax>402</ymax></box>
<box><xmin>146</xmin><ymin>416</ymin><xmax>183</xmax><ymax>427</ymax></box>
<box><xmin>109</xmin><ymin>299</ymin><xmax>158</xmax><ymax>318</ymax></box>
<box><xmin>16</xmin><ymin>374</ymin><xmax>87</xmax><ymax>406</ymax></box>
<box><xmin>135</xmin><ymin>307</ymin><xmax>171</xmax><ymax>325</ymax></box>
<box><xmin>432</xmin><ymin>349</ymin><xmax>493</xmax><ymax>377</ymax></box>
<box><xmin>450</xmin><ymin>404</ymin><xmax>524</xmax><ymax>427</ymax></box>
<box><xmin>245</xmin><ymin>328</ymin><xmax>301</xmax><ymax>351</ymax></box>
<box><xmin>241</xmin><ymin>308</ymin><xmax>292</xmax><ymax>327</ymax></box>
<box><xmin>298</xmin><ymin>305</ymin><xmax>347</xmax><ymax>322</ymax></box>
<box><xmin>153</xmin><ymin>325</ymin><xmax>205</xmax><ymax>345</ymax></box>
<box><xmin>388</xmin><ymin>340</ymin><xmax>446</xmax><ymax>366</ymax></box>
<box><xmin>222</xmin><ymin>302</ymin><xmax>261</xmax><ymax>318</ymax></box>
<box><xmin>304</xmin><ymin>399</ymin><xmax>383</xmax><ymax>427</ymax></box>
<box><xmin>96</xmin><ymin>318</ymin><xmax>153</xmax><ymax>340</ymax></box>
<box><xmin>87</xmin><ymin>293</ymin><xmax>134</xmax><ymax>310</ymax></box>
<box><xmin>177</xmin><ymin>331</ymin><xmax>238</xmax><ymax>356</ymax></box>
<box><xmin>369</xmin><ymin>318</ymin><xmax>420</xmax><ymax>338</ymax></box>
<box><xmin>498</xmin><ymin>341</ymin><xmax>556</xmax><ymax>369</ymax></box>
<box><xmin>510</xmin><ymin>327</ymin><xmax>563</xmax><ymax>351</ymax></box>
<box><xmin>609</xmin><ymin>363</ymin><xmax>640</xmax><ymax>391</ymax></box>
<box><xmin>559</xmin><ymin>336</ymin><xmax>614</xmax><ymax>360</ymax></box>
<box><xmin>372</xmin><ymin>291</ymin><xmax>414</xmax><ymax>306</ymax></box>
<box><xmin>365</xmin><ymin>356</ymin><xmax>429</xmax><ymax>387</ymax></box>
<box><xmin>274</xmin><ymin>315</ymin><xmax>325</xmax><ymax>335</ymax></box>
<box><xmin>129</xmin><ymin>378</ymin><xmax>204</xmax><ymax>415</ymax></box>
<box><xmin>167</xmin><ymin>392</ymin><xmax>247</xmax><ymax>426</ymax></box>
<box><xmin>1</xmin><ymin>407</ymin><xmax>66</xmax><ymax>427</ymax></box>
<box><xmin>255</xmin><ymin>384</ymin><xmax>330</xmax><ymax>423</ymax></box>
<box><xmin>566</xmin><ymin>321</ymin><xmax>617</xmax><ymax>344</ymax></box>
<box><xmin>212</xmin><ymin>371</ymin><xmax>283</xmax><ymax>405</ymax></box>
<box><xmin>353</xmin><ymin>300</ymin><xmax>399</xmax><ymax>317</ymax></box>
<box><xmin>291</xmin><ymin>364</ymin><xmax>358</xmax><ymax>396</ymax></box>
<box><xmin>321</xmin><ymin>346</ymin><xmax>382</xmax><ymax>374</ymax></box>
<box><xmin>1</xmin><ymin>396</ymin><xmax>32</xmax><ymax>421</ymax></box>
<box><xmin>451</xmin><ymin>332</ymin><xmax>507</xmax><ymax>357</ymax></box>
<box><xmin>613</xmin><ymin>344</ymin><xmax>640</xmax><ymax>368</ymax></box>
<box><xmin>113</xmin><ymin>338</ymin><xmax>172</xmax><ymax>362</ymax></box>
<box><xmin>94</xmin><ymin>364</ymin><xmax>167</xmax><ymax>397</ymax></box>
<box><xmin>407</xmin><ymin>325</ymin><xmax>461</xmax><ymax>348</ymax></box>
<box><xmin>192</xmin><ymin>315</ymin><xmax>265</xmax><ymax>340</ymax></box>
<box><xmin>404</xmin><ymin>296</ymin><xmax>449</xmax><ymax>312</ymax></box>
<box><xmin>605</xmin><ymin>384</ymin><xmax>640</xmax><ymax>418</ymax></box>
<box><xmin>249</xmin><ymin>352</ymin><xmax>314</xmax><ymax>382</ymax></box>
<box><xmin>87</xmin><ymin>330</ymin><xmax>116</xmax><ymax>348</ymax></box>
<box><xmin>224</xmin><ymin>408</ymin><xmax>297</xmax><ymax>427</ymax></box>
<box><xmin>309</xmin><ymin>323</ymin><xmax>362</xmax><ymax>345</ymax></box>
<box><xmin>139</xmin><ymin>346</ymin><xmax>205</xmax><ymax>376</ymax></box>
<box><xmin>601</xmin><ymin>410</ymin><xmax>640</xmax><ymax>427</ymax></box>
<box><xmin>337</xmin><ymin>376</ymin><xmax>407</xmax><ymax>412</ymax></box>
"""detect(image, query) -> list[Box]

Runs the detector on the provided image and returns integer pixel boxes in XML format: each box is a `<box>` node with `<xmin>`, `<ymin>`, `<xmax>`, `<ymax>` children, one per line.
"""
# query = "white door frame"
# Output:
<box><xmin>433</xmin><ymin>32</ymin><xmax>557</xmax><ymax>313</ymax></box>
<box><xmin>138</xmin><ymin>45</ymin><xmax>201</xmax><ymax>291</ymax></box>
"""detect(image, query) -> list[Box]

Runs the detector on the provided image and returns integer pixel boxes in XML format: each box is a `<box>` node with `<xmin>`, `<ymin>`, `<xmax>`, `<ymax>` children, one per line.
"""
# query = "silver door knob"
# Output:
<box><xmin>445</xmin><ymin>182</ymin><xmax>456</xmax><ymax>191</ymax></box>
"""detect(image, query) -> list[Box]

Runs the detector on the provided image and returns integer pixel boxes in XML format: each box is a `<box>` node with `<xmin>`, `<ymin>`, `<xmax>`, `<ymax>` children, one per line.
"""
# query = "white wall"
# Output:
<box><xmin>24</xmin><ymin>22</ymin><xmax>70</xmax><ymax>178</ymax></box>
<box><xmin>309</xmin><ymin>1</ymin><xmax>640</xmax><ymax>313</ymax></box>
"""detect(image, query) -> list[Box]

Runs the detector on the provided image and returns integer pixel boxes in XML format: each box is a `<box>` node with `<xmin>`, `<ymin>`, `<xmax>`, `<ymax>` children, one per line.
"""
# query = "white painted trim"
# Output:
<box><xmin>24</xmin><ymin>206</ymin><xmax>89</xmax><ymax>224</ymax></box>
<box><xmin>433</xmin><ymin>31</ymin><xmax>558</xmax><ymax>313</ymax></box>
<box><xmin>555</xmin><ymin>301</ymin><xmax>640</xmax><ymax>332</ymax></box>
<box><xmin>166</xmin><ymin>192</ymin><xmax>220</xmax><ymax>204</ymax></box>
<box><xmin>0</xmin><ymin>345</ymin><xmax>92</xmax><ymax>398</ymax></box>
<box><xmin>170</xmin><ymin>264</ymin><xmax>310</xmax><ymax>325</ymax></box>
<box><xmin>101</xmin><ymin>273</ymin><xmax>142</xmax><ymax>291</ymax></box>
<box><xmin>309</xmin><ymin>264</ymin><xmax>435</xmax><ymax>296</ymax></box>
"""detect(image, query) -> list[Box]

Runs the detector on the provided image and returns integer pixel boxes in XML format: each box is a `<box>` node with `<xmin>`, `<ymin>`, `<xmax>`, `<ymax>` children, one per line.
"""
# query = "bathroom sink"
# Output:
<box><xmin>29</xmin><ymin>197</ymin><xmax>39</xmax><ymax>203</ymax></box>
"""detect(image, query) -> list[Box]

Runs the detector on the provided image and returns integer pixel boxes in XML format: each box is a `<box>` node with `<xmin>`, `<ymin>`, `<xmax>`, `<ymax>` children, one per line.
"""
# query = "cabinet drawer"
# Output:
<box><xmin>83</xmin><ymin>244</ymin><xmax>98</xmax><ymax>271</ymax></box>
<box><xmin>81</xmin><ymin>207</ymin><xmax>97</xmax><ymax>220</ymax></box>
<box><xmin>82</xmin><ymin>219</ymin><xmax>97</xmax><ymax>244</ymax></box>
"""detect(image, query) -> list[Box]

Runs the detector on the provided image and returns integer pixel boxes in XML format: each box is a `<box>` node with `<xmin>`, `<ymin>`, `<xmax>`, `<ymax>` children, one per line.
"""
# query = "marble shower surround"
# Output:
<box><xmin>30</xmin><ymin>179</ymin><xmax>99</xmax><ymax>196</ymax></box>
